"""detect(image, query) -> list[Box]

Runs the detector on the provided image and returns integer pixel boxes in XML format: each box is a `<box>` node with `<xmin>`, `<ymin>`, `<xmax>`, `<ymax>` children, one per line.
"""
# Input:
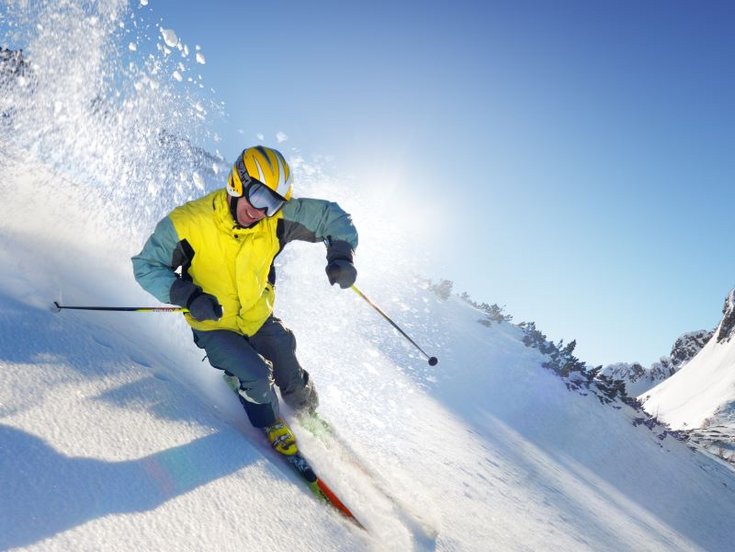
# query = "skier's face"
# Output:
<box><xmin>235</xmin><ymin>195</ymin><xmax>267</xmax><ymax>227</ymax></box>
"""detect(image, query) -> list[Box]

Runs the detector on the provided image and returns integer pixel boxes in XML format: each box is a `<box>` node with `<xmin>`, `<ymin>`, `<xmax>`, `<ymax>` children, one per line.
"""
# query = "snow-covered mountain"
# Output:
<box><xmin>3</xmin><ymin>2</ymin><xmax>735</xmax><ymax>550</ymax></box>
<box><xmin>601</xmin><ymin>328</ymin><xmax>713</xmax><ymax>397</ymax></box>
<box><xmin>640</xmin><ymin>289</ymin><xmax>735</xmax><ymax>465</ymax></box>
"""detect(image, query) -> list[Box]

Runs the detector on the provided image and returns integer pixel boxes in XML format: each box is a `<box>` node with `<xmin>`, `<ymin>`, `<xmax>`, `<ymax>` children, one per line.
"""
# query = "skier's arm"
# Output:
<box><xmin>131</xmin><ymin>216</ymin><xmax>180</xmax><ymax>304</ymax></box>
<box><xmin>279</xmin><ymin>198</ymin><xmax>358</xmax><ymax>263</ymax></box>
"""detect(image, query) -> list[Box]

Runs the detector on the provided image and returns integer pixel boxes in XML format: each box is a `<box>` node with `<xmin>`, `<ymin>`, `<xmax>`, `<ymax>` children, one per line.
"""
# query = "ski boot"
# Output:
<box><xmin>264</xmin><ymin>417</ymin><xmax>298</xmax><ymax>456</ymax></box>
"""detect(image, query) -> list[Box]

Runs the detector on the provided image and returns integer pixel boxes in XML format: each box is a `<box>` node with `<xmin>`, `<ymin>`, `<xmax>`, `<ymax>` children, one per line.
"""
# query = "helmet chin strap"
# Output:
<box><xmin>229</xmin><ymin>195</ymin><xmax>240</xmax><ymax>225</ymax></box>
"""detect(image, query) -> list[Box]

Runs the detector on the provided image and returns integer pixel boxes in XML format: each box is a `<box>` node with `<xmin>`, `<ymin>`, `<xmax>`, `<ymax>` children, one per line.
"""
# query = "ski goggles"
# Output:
<box><xmin>243</xmin><ymin>179</ymin><xmax>286</xmax><ymax>216</ymax></box>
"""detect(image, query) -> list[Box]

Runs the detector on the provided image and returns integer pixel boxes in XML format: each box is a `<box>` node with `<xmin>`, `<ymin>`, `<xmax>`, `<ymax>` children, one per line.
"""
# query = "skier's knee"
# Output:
<box><xmin>237</xmin><ymin>376</ymin><xmax>275</xmax><ymax>405</ymax></box>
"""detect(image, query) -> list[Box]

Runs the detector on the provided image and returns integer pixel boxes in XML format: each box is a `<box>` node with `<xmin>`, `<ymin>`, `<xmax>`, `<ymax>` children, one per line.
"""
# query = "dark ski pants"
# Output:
<box><xmin>192</xmin><ymin>316</ymin><xmax>310</xmax><ymax>428</ymax></box>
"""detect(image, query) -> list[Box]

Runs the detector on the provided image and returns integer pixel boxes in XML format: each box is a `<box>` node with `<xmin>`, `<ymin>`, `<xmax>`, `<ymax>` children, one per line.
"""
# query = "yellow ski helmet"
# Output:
<box><xmin>226</xmin><ymin>146</ymin><xmax>293</xmax><ymax>201</ymax></box>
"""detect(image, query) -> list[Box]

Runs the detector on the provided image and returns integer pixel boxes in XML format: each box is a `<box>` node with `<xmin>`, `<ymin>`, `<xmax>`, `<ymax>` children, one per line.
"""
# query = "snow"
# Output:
<box><xmin>2</xmin><ymin>2</ymin><xmax>735</xmax><ymax>550</ymax></box>
<box><xmin>2</xmin><ymin>146</ymin><xmax>735</xmax><ymax>551</ymax></box>
<box><xmin>160</xmin><ymin>28</ymin><xmax>179</xmax><ymax>49</ymax></box>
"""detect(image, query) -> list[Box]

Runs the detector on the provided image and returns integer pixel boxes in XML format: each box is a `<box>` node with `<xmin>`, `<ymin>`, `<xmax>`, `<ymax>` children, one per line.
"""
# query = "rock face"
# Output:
<box><xmin>716</xmin><ymin>289</ymin><xmax>735</xmax><ymax>344</ymax></box>
<box><xmin>668</xmin><ymin>329</ymin><xmax>715</xmax><ymax>369</ymax></box>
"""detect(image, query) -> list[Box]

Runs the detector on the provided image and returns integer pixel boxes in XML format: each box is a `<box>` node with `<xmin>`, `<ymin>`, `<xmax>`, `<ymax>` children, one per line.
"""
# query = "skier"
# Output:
<box><xmin>132</xmin><ymin>146</ymin><xmax>358</xmax><ymax>456</ymax></box>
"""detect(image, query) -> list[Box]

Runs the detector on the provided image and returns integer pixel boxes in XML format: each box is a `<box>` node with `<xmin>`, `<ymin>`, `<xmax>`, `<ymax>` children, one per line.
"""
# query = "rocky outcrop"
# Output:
<box><xmin>669</xmin><ymin>329</ymin><xmax>715</xmax><ymax>367</ymax></box>
<box><xmin>716</xmin><ymin>289</ymin><xmax>735</xmax><ymax>343</ymax></box>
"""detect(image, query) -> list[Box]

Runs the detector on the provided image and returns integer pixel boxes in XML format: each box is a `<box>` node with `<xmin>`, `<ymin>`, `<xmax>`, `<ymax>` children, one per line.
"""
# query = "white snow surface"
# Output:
<box><xmin>2</xmin><ymin>2</ymin><xmax>735</xmax><ymax>550</ymax></box>
<box><xmin>2</xmin><ymin>147</ymin><xmax>735</xmax><ymax>551</ymax></box>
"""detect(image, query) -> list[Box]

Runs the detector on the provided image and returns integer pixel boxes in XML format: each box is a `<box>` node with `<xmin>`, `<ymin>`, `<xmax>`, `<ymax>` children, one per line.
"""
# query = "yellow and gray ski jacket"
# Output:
<box><xmin>132</xmin><ymin>189</ymin><xmax>358</xmax><ymax>336</ymax></box>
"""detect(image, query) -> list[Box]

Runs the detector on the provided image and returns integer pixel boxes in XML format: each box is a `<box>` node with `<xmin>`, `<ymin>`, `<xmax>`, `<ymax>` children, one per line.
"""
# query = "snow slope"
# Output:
<box><xmin>640</xmin><ymin>308</ymin><xmax>735</xmax><ymax>431</ymax></box>
<box><xmin>3</xmin><ymin>145</ymin><xmax>735</xmax><ymax>551</ymax></box>
<box><xmin>3</xmin><ymin>2</ymin><xmax>735</xmax><ymax>550</ymax></box>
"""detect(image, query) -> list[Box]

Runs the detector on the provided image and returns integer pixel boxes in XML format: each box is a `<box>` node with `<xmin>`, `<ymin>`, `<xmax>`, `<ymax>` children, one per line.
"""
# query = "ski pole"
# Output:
<box><xmin>350</xmin><ymin>284</ymin><xmax>438</xmax><ymax>366</ymax></box>
<box><xmin>52</xmin><ymin>301</ymin><xmax>188</xmax><ymax>313</ymax></box>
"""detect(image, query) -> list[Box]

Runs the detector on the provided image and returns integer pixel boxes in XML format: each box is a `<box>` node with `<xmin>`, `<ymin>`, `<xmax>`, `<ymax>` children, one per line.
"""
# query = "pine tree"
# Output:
<box><xmin>477</xmin><ymin>303</ymin><xmax>513</xmax><ymax>325</ymax></box>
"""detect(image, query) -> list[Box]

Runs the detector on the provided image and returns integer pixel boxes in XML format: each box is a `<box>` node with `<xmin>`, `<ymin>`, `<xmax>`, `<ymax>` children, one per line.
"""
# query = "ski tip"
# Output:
<box><xmin>316</xmin><ymin>479</ymin><xmax>366</xmax><ymax>530</ymax></box>
<box><xmin>51</xmin><ymin>301</ymin><xmax>62</xmax><ymax>313</ymax></box>
<box><xmin>428</xmin><ymin>356</ymin><xmax>438</xmax><ymax>366</ymax></box>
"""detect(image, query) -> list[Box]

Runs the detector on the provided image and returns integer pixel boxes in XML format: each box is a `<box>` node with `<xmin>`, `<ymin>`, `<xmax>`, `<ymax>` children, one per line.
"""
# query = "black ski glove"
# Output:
<box><xmin>325</xmin><ymin>259</ymin><xmax>357</xmax><ymax>289</ymax></box>
<box><xmin>188</xmin><ymin>293</ymin><xmax>224</xmax><ymax>321</ymax></box>
<box><xmin>170</xmin><ymin>279</ymin><xmax>223</xmax><ymax>321</ymax></box>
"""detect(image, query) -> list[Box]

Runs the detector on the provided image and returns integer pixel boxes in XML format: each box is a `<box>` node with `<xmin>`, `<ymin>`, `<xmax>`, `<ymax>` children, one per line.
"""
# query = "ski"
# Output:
<box><xmin>282</xmin><ymin>451</ymin><xmax>365</xmax><ymax>530</ymax></box>
<box><xmin>222</xmin><ymin>376</ymin><xmax>364</xmax><ymax>529</ymax></box>
<box><xmin>296</xmin><ymin>413</ymin><xmax>438</xmax><ymax>541</ymax></box>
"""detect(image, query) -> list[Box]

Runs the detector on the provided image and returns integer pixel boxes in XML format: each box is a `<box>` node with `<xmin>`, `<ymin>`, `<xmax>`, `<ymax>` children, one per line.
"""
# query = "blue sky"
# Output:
<box><xmin>8</xmin><ymin>0</ymin><xmax>734</xmax><ymax>367</ymax></box>
<box><xmin>139</xmin><ymin>0</ymin><xmax>734</xmax><ymax>367</ymax></box>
